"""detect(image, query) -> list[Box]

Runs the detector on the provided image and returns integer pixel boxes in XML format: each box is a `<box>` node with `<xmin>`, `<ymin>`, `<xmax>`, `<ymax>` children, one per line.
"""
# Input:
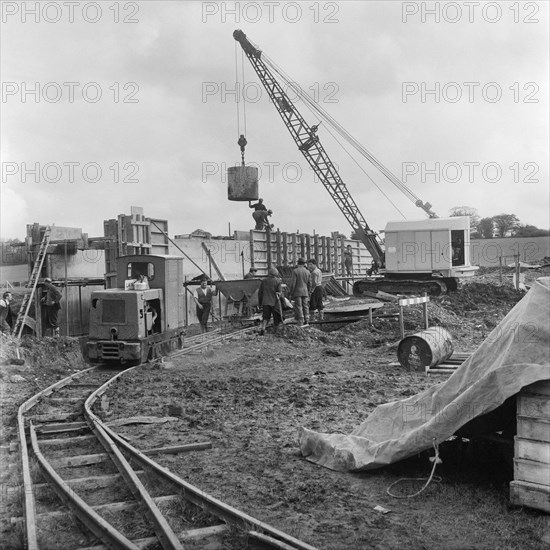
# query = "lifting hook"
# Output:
<box><xmin>238</xmin><ymin>134</ymin><xmax>247</xmax><ymax>166</ymax></box>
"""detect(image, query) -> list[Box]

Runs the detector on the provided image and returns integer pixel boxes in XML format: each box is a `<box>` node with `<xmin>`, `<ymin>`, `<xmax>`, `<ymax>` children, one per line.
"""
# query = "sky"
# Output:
<box><xmin>1</xmin><ymin>0</ymin><xmax>549</xmax><ymax>241</ymax></box>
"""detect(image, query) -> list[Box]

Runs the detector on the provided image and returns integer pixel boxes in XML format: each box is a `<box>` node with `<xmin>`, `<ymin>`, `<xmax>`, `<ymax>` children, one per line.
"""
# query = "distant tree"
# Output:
<box><xmin>513</xmin><ymin>224</ymin><xmax>550</xmax><ymax>238</ymax></box>
<box><xmin>349</xmin><ymin>230</ymin><xmax>361</xmax><ymax>241</ymax></box>
<box><xmin>492</xmin><ymin>213</ymin><xmax>520</xmax><ymax>237</ymax></box>
<box><xmin>476</xmin><ymin>217</ymin><xmax>495</xmax><ymax>239</ymax></box>
<box><xmin>449</xmin><ymin>206</ymin><xmax>480</xmax><ymax>233</ymax></box>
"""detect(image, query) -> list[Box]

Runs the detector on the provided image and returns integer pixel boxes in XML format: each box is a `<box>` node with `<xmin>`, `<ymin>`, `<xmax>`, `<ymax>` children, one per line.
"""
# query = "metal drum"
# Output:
<box><xmin>228</xmin><ymin>165</ymin><xmax>259</xmax><ymax>201</ymax></box>
<box><xmin>397</xmin><ymin>326</ymin><xmax>453</xmax><ymax>371</ymax></box>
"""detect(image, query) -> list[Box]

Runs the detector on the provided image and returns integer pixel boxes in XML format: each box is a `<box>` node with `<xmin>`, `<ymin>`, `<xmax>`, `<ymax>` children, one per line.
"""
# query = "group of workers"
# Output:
<box><xmin>192</xmin><ymin>257</ymin><xmax>324</xmax><ymax>335</ymax></box>
<box><xmin>0</xmin><ymin>278</ymin><xmax>62</xmax><ymax>337</ymax></box>
<box><xmin>244</xmin><ymin>257</ymin><xmax>325</xmax><ymax>333</ymax></box>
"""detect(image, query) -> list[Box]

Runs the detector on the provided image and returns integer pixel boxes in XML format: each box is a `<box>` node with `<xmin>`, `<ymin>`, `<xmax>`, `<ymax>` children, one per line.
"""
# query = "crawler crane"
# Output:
<box><xmin>233</xmin><ymin>30</ymin><xmax>478</xmax><ymax>294</ymax></box>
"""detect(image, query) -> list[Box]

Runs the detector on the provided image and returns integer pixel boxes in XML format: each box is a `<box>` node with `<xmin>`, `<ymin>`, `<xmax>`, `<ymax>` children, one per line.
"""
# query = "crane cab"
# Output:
<box><xmin>384</xmin><ymin>216</ymin><xmax>478</xmax><ymax>279</ymax></box>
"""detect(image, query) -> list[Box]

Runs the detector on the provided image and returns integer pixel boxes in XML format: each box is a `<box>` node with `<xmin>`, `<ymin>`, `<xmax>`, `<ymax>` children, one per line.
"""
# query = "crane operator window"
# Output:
<box><xmin>451</xmin><ymin>230</ymin><xmax>465</xmax><ymax>266</ymax></box>
<box><xmin>127</xmin><ymin>262</ymin><xmax>155</xmax><ymax>281</ymax></box>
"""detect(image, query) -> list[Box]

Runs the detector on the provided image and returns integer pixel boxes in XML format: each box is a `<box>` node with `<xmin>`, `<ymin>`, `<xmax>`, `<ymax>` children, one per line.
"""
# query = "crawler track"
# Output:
<box><xmin>18</xmin><ymin>327</ymin><xmax>318</xmax><ymax>550</ymax></box>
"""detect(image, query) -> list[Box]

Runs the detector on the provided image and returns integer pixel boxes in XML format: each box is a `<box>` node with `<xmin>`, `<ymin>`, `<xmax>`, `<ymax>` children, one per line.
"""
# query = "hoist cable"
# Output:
<box><xmin>241</xmin><ymin>48</ymin><xmax>247</xmax><ymax>139</ymax></box>
<box><xmin>234</xmin><ymin>41</ymin><xmax>241</xmax><ymax>140</ymax></box>
<box><xmin>321</xmin><ymin>121</ymin><xmax>407</xmax><ymax>219</ymax></box>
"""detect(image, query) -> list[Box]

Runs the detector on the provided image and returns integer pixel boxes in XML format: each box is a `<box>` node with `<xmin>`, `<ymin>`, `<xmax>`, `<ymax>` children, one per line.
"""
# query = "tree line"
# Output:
<box><xmin>449</xmin><ymin>207</ymin><xmax>550</xmax><ymax>239</ymax></box>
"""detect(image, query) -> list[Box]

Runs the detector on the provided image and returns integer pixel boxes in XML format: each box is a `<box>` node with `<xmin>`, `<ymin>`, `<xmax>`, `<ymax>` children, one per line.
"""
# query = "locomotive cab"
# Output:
<box><xmin>87</xmin><ymin>255</ymin><xmax>185</xmax><ymax>364</ymax></box>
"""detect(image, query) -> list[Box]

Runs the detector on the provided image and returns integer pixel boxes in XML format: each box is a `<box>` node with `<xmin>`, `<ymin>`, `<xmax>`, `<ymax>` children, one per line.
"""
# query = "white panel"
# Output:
<box><xmin>431</xmin><ymin>231</ymin><xmax>451</xmax><ymax>270</ymax></box>
<box><xmin>414</xmin><ymin>231</ymin><xmax>432</xmax><ymax>271</ymax></box>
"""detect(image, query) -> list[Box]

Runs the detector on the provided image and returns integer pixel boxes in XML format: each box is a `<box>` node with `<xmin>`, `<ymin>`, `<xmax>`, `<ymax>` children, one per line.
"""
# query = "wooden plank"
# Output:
<box><xmin>35</xmin><ymin>421</ymin><xmax>88</xmax><ymax>434</ymax></box>
<box><xmin>510</xmin><ymin>480</ymin><xmax>550</xmax><ymax>513</ymax></box>
<box><xmin>31</xmin><ymin>413</ymin><xmax>75</xmax><ymax>423</ymax></box>
<box><xmin>333</xmin><ymin>236</ymin><xmax>339</xmax><ymax>276</ymax></box>
<box><xmin>398</xmin><ymin>296</ymin><xmax>430</xmax><ymax>307</ymax></box>
<box><xmin>515</xmin><ymin>437</ymin><xmax>550</xmax><ymax>464</ymax></box>
<box><xmin>518</xmin><ymin>393</ymin><xmax>550</xmax><ymax>419</ymax></box>
<box><xmin>514</xmin><ymin>458</ymin><xmax>550</xmax><ymax>487</ymax></box>
<box><xmin>38</xmin><ymin>434</ymin><xmax>96</xmax><ymax>447</ymax></box>
<box><xmin>49</xmin><ymin>453</ymin><xmax>108</xmax><ymax>468</ymax></box>
<box><xmin>43</xmin><ymin>397</ymin><xmax>82</xmax><ymax>404</ymax></box>
<box><xmin>517</xmin><ymin>416</ymin><xmax>550</xmax><ymax>443</ymax></box>
<box><xmin>74</xmin><ymin>525</ymin><xmax>229</xmax><ymax>550</ymax></box>
<box><xmin>28</xmin><ymin>494</ymin><xmax>180</xmax><ymax>522</ymax></box>
<box><xmin>144</xmin><ymin>442</ymin><xmax>212</xmax><ymax>455</ymax></box>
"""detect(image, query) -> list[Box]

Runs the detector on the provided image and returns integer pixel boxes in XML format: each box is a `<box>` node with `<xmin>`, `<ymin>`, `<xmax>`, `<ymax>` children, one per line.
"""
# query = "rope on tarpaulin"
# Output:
<box><xmin>386</xmin><ymin>438</ymin><xmax>442</xmax><ymax>498</ymax></box>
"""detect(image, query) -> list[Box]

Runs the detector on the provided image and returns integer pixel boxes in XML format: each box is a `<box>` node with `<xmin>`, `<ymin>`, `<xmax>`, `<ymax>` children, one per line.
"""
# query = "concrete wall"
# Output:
<box><xmin>49</xmin><ymin>250</ymin><xmax>105</xmax><ymax>280</ymax></box>
<box><xmin>470</xmin><ymin>236</ymin><xmax>550</xmax><ymax>267</ymax></box>
<box><xmin>170</xmin><ymin>237</ymin><xmax>247</xmax><ymax>325</ymax></box>
<box><xmin>48</xmin><ymin>250</ymin><xmax>106</xmax><ymax>336</ymax></box>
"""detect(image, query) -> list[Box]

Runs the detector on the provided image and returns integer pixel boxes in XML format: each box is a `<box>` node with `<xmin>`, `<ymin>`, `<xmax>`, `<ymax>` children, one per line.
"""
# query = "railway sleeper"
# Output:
<box><xmin>35</xmin><ymin>421</ymin><xmax>89</xmax><ymax>434</ymax></box>
<box><xmin>12</xmin><ymin>471</ymin><xmax>146</xmax><ymax>498</ymax></box>
<box><xmin>12</xmin><ymin>493</ymin><xmax>181</xmax><ymax>524</ymax></box>
<box><xmin>73</xmin><ymin>524</ymin><xmax>229</xmax><ymax>550</ymax></box>
<box><xmin>38</xmin><ymin>434</ymin><xmax>97</xmax><ymax>447</ymax></box>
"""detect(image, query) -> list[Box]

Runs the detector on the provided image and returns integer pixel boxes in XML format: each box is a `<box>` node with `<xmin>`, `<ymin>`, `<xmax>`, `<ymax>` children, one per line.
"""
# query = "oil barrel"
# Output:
<box><xmin>228</xmin><ymin>165</ymin><xmax>259</xmax><ymax>201</ymax></box>
<box><xmin>397</xmin><ymin>326</ymin><xmax>453</xmax><ymax>371</ymax></box>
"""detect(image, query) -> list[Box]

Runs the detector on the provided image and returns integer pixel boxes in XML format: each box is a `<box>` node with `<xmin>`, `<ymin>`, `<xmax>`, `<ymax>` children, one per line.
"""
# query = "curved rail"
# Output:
<box><xmin>85</xmin><ymin>368</ymin><xmax>318</xmax><ymax>550</ymax></box>
<box><xmin>17</xmin><ymin>366</ymin><xmax>99</xmax><ymax>550</ymax></box>
<box><xmin>19</xmin><ymin>326</ymin><xmax>317</xmax><ymax>549</ymax></box>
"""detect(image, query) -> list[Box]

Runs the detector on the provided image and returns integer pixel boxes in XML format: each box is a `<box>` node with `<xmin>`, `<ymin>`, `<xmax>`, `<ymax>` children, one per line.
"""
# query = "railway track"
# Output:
<box><xmin>17</xmin><ymin>327</ymin><xmax>318</xmax><ymax>550</ymax></box>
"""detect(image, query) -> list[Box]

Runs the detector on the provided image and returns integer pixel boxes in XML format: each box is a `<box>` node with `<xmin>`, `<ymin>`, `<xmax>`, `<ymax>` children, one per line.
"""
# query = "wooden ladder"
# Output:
<box><xmin>13</xmin><ymin>226</ymin><xmax>53</xmax><ymax>338</ymax></box>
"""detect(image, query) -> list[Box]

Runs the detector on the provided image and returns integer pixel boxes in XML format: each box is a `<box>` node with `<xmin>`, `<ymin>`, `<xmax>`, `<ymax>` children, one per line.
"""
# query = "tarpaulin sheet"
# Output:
<box><xmin>299</xmin><ymin>277</ymin><xmax>550</xmax><ymax>472</ymax></box>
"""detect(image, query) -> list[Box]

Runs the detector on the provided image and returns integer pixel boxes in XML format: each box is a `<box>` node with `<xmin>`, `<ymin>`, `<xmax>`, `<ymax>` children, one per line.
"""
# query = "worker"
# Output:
<box><xmin>249</xmin><ymin>198</ymin><xmax>267</xmax><ymax>211</ymax></box>
<box><xmin>343</xmin><ymin>245</ymin><xmax>353</xmax><ymax>276</ymax></box>
<box><xmin>145</xmin><ymin>302</ymin><xmax>159</xmax><ymax>335</ymax></box>
<box><xmin>307</xmin><ymin>259</ymin><xmax>324</xmax><ymax>321</ymax></box>
<box><xmin>244</xmin><ymin>267</ymin><xmax>259</xmax><ymax>279</ymax></box>
<box><xmin>367</xmin><ymin>259</ymin><xmax>380</xmax><ymax>277</ymax></box>
<box><xmin>41</xmin><ymin>278</ymin><xmax>62</xmax><ymax>336</ymax></box>
<box><xmin>194</xmin><ymin>278</ymin><xmax>217</xmax><ymax>333</ymax></box>
<box><xmin>288</xmin><ymin>257</ymin><xmax>312</xmax><ymax>327</ymax></box>
<box><xmin>258</xmin><ymin>267</ymin><xmax>284</xmax><ymax>336</ymax></box>
<box><xmin>0</xmin><ymin>291</ymin><xmax>13</xmax><ymax>333</ymax></box>
<box><xmin>253</xmin><ymin>209</ymin><xmax>273</xmax><ymax>231</ymax></box>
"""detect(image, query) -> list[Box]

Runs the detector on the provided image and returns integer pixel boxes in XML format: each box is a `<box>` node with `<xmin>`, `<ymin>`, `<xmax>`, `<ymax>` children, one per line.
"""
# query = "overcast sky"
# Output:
<box><xmin>1</xmin><ymin>0</ymin><xmax>548</xmax><ymax>240</ymax></box>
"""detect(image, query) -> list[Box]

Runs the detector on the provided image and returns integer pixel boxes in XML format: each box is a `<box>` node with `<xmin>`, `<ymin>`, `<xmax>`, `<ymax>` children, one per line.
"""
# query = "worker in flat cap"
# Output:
<box><xmin>244</xmin><ymin>267</ymin><xmax>259</xmax><ymax>279</ymax></box>
<box><xmin>41</xmin><ymin>278</ymin><xmax>62</xmax><ymax>336</ymax></box>
<box><xmin>288</xmin><ymin>258</ymin><xmax>312</xmax><ymax>326</ymax></box>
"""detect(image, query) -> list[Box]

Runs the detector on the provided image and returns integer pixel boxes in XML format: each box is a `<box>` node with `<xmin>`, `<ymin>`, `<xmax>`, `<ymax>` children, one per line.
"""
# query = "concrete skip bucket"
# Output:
<box><xmin>228</xmin><ymin>165</ymin><xmax>259</xmax><ymax>201</ymax></box>
<box><xmin>397</xmin><ymin>326</ymin><xmax>453</xmax><ymax>372</ymax></box>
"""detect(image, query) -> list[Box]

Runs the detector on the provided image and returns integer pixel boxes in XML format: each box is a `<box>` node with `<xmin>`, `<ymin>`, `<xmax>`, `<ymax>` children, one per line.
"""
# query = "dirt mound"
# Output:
<box><xmin>440</xmin><ymin>283</ymin><xmax>523</xmax><ymax>316</ymax></box>
<box><xmin>0</xmin><ymin>334</ymin><xmax>88</xmax><ymax>378</ymax></box>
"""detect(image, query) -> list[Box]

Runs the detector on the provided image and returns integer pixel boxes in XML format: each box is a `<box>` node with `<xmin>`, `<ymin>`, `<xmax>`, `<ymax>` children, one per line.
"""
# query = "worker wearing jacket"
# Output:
<box><xmin>308</xmin><ymin>259</ymin><xmax>325</xmax><ymax>321</ymax></box>
<box><xmin>194</xmin><ymin>279</ymin><xmax>217</xmax><ymax>332</ymax></box>
<box><xmin>258</xmin><ymin>267</ymin><xmax>283</xmax><ymax>335</ymax></box>
<box><xmin>288</xmin><ymin>258</ymin><xmax>312</xmax><ymax>326</ymax></box>
<box><xmin>42</xmin><ymin>279</ymin><xmax>62</xmax><ymax>336</ymax></box>
<box><xmin>0</xmin><ymin>292</ymin><xmax>13</xmax><ymax>333</ymax></box>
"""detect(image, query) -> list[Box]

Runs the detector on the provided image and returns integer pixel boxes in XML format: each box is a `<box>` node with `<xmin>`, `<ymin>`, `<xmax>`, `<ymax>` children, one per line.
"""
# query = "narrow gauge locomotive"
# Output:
<box><xmin>87</xmin><ymin>255</ymin><xmax>186</xmax><ymax>364</ymax></box>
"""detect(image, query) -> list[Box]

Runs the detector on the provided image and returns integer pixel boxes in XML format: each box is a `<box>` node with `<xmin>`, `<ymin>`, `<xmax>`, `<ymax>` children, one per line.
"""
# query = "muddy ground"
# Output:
<box><xmin>1</xmin><ymin>267</ymin><xmax>549</xmax><ymax>549</ymax></box>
